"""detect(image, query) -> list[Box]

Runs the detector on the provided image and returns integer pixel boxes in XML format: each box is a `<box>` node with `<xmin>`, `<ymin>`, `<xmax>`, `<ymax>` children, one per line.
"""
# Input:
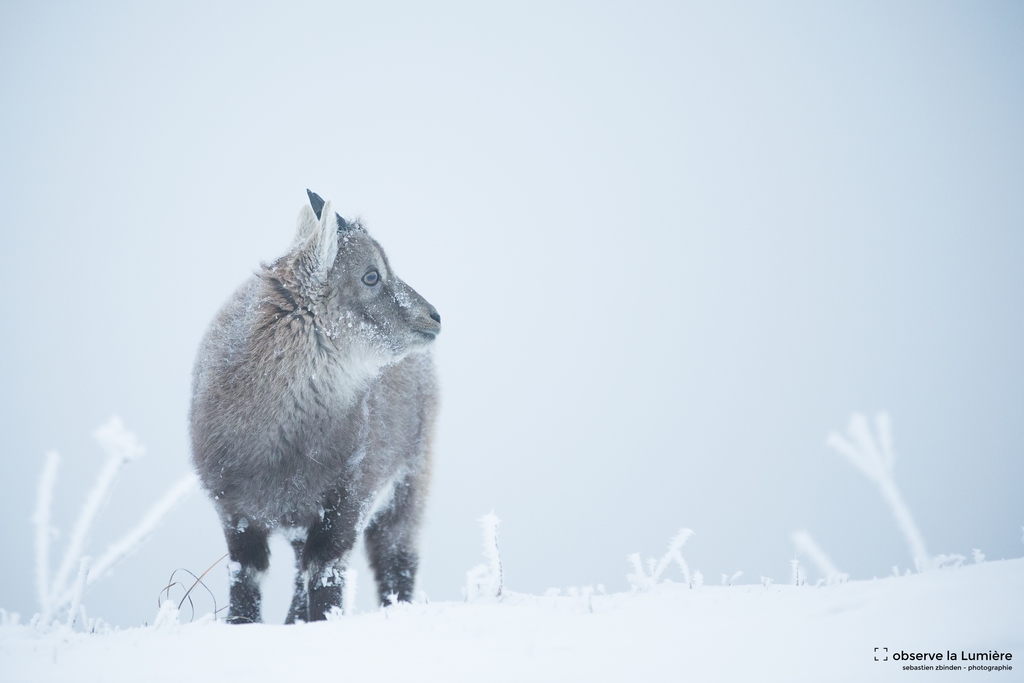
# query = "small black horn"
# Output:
<box><xmin>306</xmin><ymin>189</ymin><xmax>325</xmax><ymax>220</ymax></box>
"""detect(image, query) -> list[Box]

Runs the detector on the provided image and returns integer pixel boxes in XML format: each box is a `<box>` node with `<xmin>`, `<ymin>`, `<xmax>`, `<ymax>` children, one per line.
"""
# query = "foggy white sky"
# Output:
<box><xmin>1</xmin><ymin>1</ymin><xmax>1022</xmax><ymax>626</ymax></box>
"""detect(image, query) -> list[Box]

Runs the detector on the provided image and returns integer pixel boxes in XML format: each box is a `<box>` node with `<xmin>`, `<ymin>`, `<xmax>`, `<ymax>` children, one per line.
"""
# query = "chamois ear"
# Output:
<box><xmin>307</xmin><ymin>189</ymin><xmax>326</xmax><ymax>220</ymax></box>
<box><xmin>293</xmin><ymin>202</ymin><xmax>319</xmax><ymax>246</ymax></box>
<box><xmin>291</xmin><ymin>199</ymin><xmax>339</xmax><ymax>288</ymax></box>
<box><xmin>310</xmin><ymin>188</ymin><xmax>354</xmax><ymax>232</ymax></box>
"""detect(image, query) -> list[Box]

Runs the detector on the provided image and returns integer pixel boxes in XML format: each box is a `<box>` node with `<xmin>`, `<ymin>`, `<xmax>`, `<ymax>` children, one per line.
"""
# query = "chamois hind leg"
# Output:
<box><xmin>223</xmin><ymin>517</ymin><xmax>270</xmax><ymax>624</ymax></box>
<box><xmin>364</xmin><ymin>475</ymin><xmax>426</xmax><ymax>605</ymax></box>
<box><xmin>284</xmin><ymin>536</ymin><xmax>308</xmax><ymax>624</ymax></box>
<box><xmin>302</xmin><ymin>497</ymin><xmax>360</xmax><ymax>621</ymax></box>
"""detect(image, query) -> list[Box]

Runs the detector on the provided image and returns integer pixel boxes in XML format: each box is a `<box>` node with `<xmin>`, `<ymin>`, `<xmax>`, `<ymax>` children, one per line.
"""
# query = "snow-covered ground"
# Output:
<box><xmin>4</xmin><ymin>417</ymin><xmax>1020</xmax><ymax>681</ymax></box>
<box><xmin>2</xmin><ymin>558</ymin><xmax>1020</xmax><ymax>683</ymax></box>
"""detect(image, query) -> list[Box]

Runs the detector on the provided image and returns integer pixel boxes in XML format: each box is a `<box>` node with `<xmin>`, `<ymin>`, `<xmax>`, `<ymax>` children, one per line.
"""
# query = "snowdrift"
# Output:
<box><xmin>2</xmin><ymin>557</ymin><xmax>1020</xmax><ymax>683</ymax></box>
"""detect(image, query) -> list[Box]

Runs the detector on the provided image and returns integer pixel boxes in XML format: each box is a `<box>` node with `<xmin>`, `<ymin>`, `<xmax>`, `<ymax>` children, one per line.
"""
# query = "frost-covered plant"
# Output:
<box><xmin>827</xmin><ymin>412</ymin><xmax>931</xmax><ymax>572</ymax></box>
<box><xmin>627</xmin><ymin>528</ymin><xmax>694</xmax><ymax>591</ymax></box>
<box><xmin>152</xmin><ymin>598</ymin><xmax>180</xmax><ymax>631</ymax></box>
<box><xmin>931</xmin><ymin>553</ymin><xmax>965</xmax><ymax>570</ymax></box>
<box><xmin>791</xmin><ymin>530</ymin><xmax>848</xmax><ymax>585</ymax></box>
<box><xmin>66</xmin><ymin>556</ymin><xmax>91</xmax><ymax>628</ymax></box>
<box><xmin>32</xmin><ymin>416</ymin><xmax>197</xmax><ymax>628</ymax></box>
<box><xmin>77</xmin><ymin>475</ymin><xmax>197</xmax><ymax>602</ymax></box>
<box><xmin>157</xmin><ymin>552</ymin><xmax>229</xmax><ymax>624</ymax></box>
<box><xmin>49</xmin><ymin>418</ymin><xmax>146</xmax><ymax>610</ymax></box>
<box><xmin>32</xmin><ymin>450</ymin><xmax>60</xmax><ymax>621</ymax></box>
<box><xmin>721</xmin><ymin>571</ymin><xmax>743</xmax><ymax>586</ymax></box>
<box><xmin>789</xmin><ymin>559</ymin><xmax>805</xmax><ymax>586</ymax></box>
<box><xmin>465</xmin><ymin>513</ymin><xmax>502</xmax><ymax>601</ymax></box>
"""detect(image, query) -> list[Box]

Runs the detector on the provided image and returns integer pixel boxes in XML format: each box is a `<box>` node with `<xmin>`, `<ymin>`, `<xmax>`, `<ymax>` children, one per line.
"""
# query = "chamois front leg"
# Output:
<box><xmin>302</xmin><ymin>499</ymin><xmax>359</xmax><ymax>621</ymax></box>
<box><xmin>223</xmin><ymin>517</ymin><xmax>270</xmax><ymax>624</ymax></box>
<box><xmin>364</xmin><ymin>475</ymin><xmax>427</xmax><ymax>605</ymax></box>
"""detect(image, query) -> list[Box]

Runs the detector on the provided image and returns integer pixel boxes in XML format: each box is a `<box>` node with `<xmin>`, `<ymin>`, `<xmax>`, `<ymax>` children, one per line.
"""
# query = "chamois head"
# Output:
<box><xmin>265</xmin><ymin>190</ymin><xmax>441</xmax><ymax>367</ymax></box>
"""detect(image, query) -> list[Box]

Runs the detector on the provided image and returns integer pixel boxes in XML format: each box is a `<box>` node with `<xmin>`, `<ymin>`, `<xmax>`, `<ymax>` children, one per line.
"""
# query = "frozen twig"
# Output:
<box><xmin>721</xmin><ymin>570</ymin><xmax>743</xmax><ymax>586</ymax></box>
<box><xmin>66</xmin><ymin>556</ymin><xmax>91</xmax><ymax>629</ymax></box>
<box><xmin>32</xmin><ymin>417</ymin><xmax>196</xmax><ymax>625</ymax></box>
<box><xmin>827</xmin><ymin>412</ymin><xmax>930</xmax><ymax>571</ymax></box>
<box><xmin>153</xmin><ymin>598</ymin><xmax>180</xmax><ymax>630</ymax></box>
<box><xmin>54</xmin><ymin>474</ymin><xmax>198</xmax><ymax>610</ymax></box>
<box><xmin>789</xmin><ymin>559</ymin><xmax>805</xmax><ymax>586</ymax></box>
<box><xmin>93</xmin><ymin>415</ymin><xmax>147</xmax><ymax>463</ymax></box>
<box><xmin>626</xmin><ymin>554</ymin><xmax>647</xmax><ymax>590</ymax></box>
<box><xmin>791</xmin><ymin>530</ymin><xmax>848</xmax><ymax>584</ymax></box>
<box><xmin>627</xmin><ymin>528</ymin><xmax>695</xmax><ymax>590</ymax></box>
<box><xmin>51</xmin><ymin>416</ymin><xmax>145</xmax><ymax>604</ymax></box>
<box><xmin>33</xmin><ymin>451</ymin><xmax>60</xmax><ymax>622</ymax></box>
<box><xmin>84</xmin><ymin>475</ymin><xmax>196</xmax><ymax>587</ymax></box>
<box><xmin>655</xmin><ymin>528</ymin><xmax>694</xmax><ymax>586</ymax></box>
<box><xmin>465</xmin><ymin>513</ymin><xmax>502</xmax><ymax>601</ymax></box>
<box><xmin>932</xmin><ymin>553</ymin><xmax>965</xmax><ymax>570</ymax></box>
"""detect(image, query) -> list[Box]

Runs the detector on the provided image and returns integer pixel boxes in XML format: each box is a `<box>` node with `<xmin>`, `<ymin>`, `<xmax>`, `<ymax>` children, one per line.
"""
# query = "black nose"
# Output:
<box><xmin>428</xmin><ymin>307</ymin><xmax>441</xmax><ymax>324</ymax></box>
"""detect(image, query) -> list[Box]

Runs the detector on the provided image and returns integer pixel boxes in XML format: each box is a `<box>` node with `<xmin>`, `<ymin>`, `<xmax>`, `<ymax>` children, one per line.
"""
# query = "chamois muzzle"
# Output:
<box><xmin>415</xmin><ymin>304</ymin><xmax>442</xmax><ymax>339</ymax></box>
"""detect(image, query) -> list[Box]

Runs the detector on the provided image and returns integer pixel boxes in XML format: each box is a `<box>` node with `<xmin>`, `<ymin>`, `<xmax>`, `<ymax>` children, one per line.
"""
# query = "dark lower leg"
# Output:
<box><xmin>364</xmin><ymin>478</ymin><xmax>423</xmax><ymax>606</ymax></box>
<box><xmin>369</xmin><ymin>545</ymin><xmax>418</xmax><ymax>604</ymax></box>
<box><xmin>223</xmin><ymin>521</ymin><xmax>270</xmax><ymax>624</ymax></box>
<box><xmin>305</xmin><ymin>557</ymin><xmax>346</xmax><ymax>621</ymax></box>
<box><xmin>302</xmin><ymin>501</ymin><xmax>357</xmax><ymax>622</ymax></box>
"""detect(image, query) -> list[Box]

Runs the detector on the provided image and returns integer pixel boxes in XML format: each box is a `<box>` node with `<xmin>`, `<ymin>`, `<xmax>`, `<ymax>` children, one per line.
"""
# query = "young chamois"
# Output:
<box><xmin>190</xmin><ymin>191</ymin><xmax>440</xmax><ymax>623</ymax></box>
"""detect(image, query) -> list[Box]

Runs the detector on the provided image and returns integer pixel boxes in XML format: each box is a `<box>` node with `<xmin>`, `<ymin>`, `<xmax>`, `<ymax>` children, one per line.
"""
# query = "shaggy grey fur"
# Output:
<box><xmin>189</xmin><ymin>191</ymin><xmax>440</xmax><ymax>623</ymax></box>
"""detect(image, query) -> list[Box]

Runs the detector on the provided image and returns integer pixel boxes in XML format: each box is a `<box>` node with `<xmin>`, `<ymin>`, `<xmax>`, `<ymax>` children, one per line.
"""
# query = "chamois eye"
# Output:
<box><xmin>362</xmin><ymin>269</ymin><xmax>379</xmax><ymax>286</ymax></box>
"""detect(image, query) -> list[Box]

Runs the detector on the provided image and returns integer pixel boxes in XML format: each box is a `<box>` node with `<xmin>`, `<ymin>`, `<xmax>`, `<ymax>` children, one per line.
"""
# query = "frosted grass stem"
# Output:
<box><xmin>51</xmin><ymin>416</ymin><xmax>144</xmax><ymax>605</ymax></box>
<box><xmin>827</xmin><ymin>412</ymin><xmax>929</xmax><ymax>571</ymax></box>
<box><xmin>791</xmin><ymin>530</ymin><xmax>848</xmax><ymax>584</ymax></box>
<box><xmin>627</xmin><ymin>528</ymin><xmax>695</xmax><ymax>590</ymax></box>
<box><xmin>465</xmin><ymin>513</ymin><xmax>502</xmax><ymax>601</ymax></box>
<box><xmin>53</xmin><ymin>474</ymin><xmax>197</xmax><ymax>610</ymax></box>
<box><xmin>66</xmin><ymin>556</ymin><xmax>91</xmax><ymax>629</ymax></box>
<box><xmin>33</xmin><ymin>451</ymin><xmax>60</xmax><ymax>621</ymax></box>
<box><xmin>653</xmin><ymin>528</ymin><xmax>694</xmax><ymax>586</ymax></box>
